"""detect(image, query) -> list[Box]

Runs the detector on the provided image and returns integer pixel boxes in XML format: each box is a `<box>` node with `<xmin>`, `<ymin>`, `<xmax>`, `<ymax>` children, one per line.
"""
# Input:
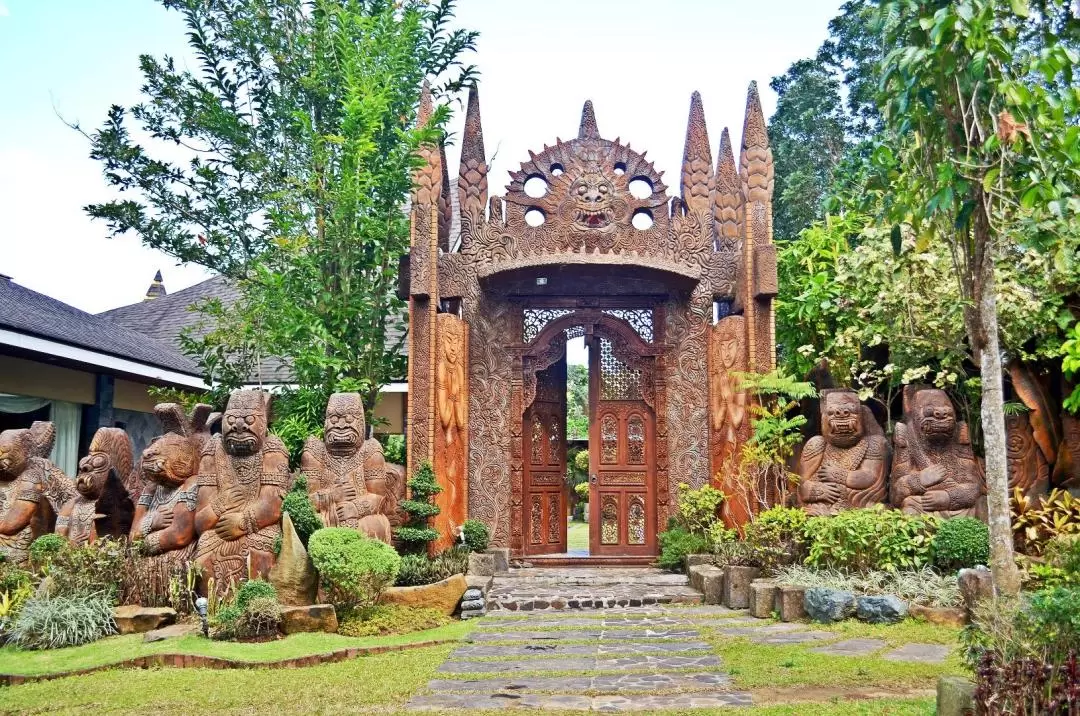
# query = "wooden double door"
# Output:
<box><xmin>523</xmin><ymin>335</ymin><xmax>657</xmax><ymax>556</ymax></box>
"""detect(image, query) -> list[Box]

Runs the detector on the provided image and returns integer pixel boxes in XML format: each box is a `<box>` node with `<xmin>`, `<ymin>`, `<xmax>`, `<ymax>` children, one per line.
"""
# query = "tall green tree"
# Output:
<box><xmin>876</xmin><ymin>0</ymin><xmax>1080</xmax><ymax>594</ymax></box>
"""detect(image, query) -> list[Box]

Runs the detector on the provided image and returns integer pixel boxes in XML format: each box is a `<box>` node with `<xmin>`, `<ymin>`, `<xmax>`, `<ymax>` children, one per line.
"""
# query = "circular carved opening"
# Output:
<box><xmin>614</xmin><ymin>162</ymin><xmax>626</xmax><ymax>175</ymax></box>
<box><xmin>628</xmin><ymin>177</ymin><xmax>653</xmax><ymax>199</ymax></box>
<box><xmin>632</xmin><ymin>208</ymin><xmax>654</xmax><ymax>230</ymax></box>
<box><xmin>524</xmin><ymin>175</ymin><xmax>548</xmax><ymax>198</ymax></box>
<box><xmin>525</xmin><ymin>207</ymin><xmax>546</xmax><ymax>227</ymax></box>
<box><xmin>550</xmin><ymin>163</ymin><xmax>564</xmax><ymax>176</ymax></box>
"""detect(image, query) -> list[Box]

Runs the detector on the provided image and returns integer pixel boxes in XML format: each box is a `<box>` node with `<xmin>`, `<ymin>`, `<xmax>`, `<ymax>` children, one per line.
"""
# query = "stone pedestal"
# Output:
<box><xmin>486</xmin><ymin>548</ymin><xmax>511</xmax><ymax>573</ymax></box>
<box><xmin>722</xmin><ymin>566</ymin><xmax>761</xmax><ymax>609</ymax></box>
<box><xmin>774</xmin><ymin>585</ymin><xmax>807</xmax><ymax>622</ymax></box>
<box><xmin>689</xmin><ymin>565</ymin><xmax>725</xmax><ymax>605</ymax></box>
<box><xmin>937</xmin><ymin>676</ymin><xmax>976</xmax><ymax>716</ymax></box>
<box><xmin>685</xmin><ymin>554</ymin><xmax>714</xmax><ymax>569</ymax></box>
<box><xmin>958</xmin><ymin>567</ymin><xmax>994</xmax><ymax>618</ymax></box>
<box><xmin>468</xmin><ymin>552</ymin><xmax>496</xmax><ymax>577</ymax></box>
<box><xmin>748</xmin><ymin>580</ymin><xmax>778</xmax><ymax>619</ymax></box>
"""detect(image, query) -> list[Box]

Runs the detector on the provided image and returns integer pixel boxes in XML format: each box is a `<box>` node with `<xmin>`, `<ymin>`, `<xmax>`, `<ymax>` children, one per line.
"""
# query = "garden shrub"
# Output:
<box><xmin>45</xmin><ymin>537</ymin><xmax>126</xmax><ymax>600</ymax></box>
<box><xmin>1029</xmin><ymin>535</ymin><xmax>1080</xmax><ymax>589</ymax></box>
<box><xmin>657</xmin><ymin>527</ymin><xmax>710</xmax><ymax>571</ymax></box>
<box><xmin>0</xmin><ymin>558</ymin><xmax>31</xmax><ymax>595</ymax></box>
<box><xmin>308</xmin><ymin>527</ymin><xmax>401</xmax><ymax>611</ymax></box>
<box><xmin>10</xmin><ymin>592</ymin><xmax>116</xmax><ymax>649</ymax></box>
<box><xmin>802</xmin><ymin>505</ymin><xmax>936</xmax><ymax>572</ymax></box>
<box><xmin>281</xmin><ymin>474</ymin><xmax>323</xmax><ymax>547</ymax></box>
<box><xmin>931</xmin><ymin>516</ymin><xmax>990</xmax><ymax>572</ymax></box>
<box><xmin>394</xmin><ymin>547</ymin><xmax>469</xmax><ymax>586</ymax></box>
<box><xmin>1012</xmin><ymin>487</ymin><xmax>1080</xmax><ymax>555</ymax></box>
<box><xmin>338</xmin><ymin>604</ymin><xmax>449</xmax><ymax>637</ymax></box>
<box><xmin>461</xmin><ymin>519</ymin><xmax>490</xmax><ymax>553</ymax></box>
<box><xmin>394</xmin><ymin>461</ymin><xmax>442</xmax><ymax>553</ymax></box>
<box><xmin>573</xmin><ymin>482</ymin><xmax>590</xmax><ymax>503</ymax></box>
<box><xmin>234</xmin><ymin>579</ymin><xmax>277</xmax><ymax>611</ymax></box>
<box><xmin>28</xmin><ymin>534</ymin><xmax>66</xmax><ymax>571</ymax></box>
<box><xmin>674</xmin><ymin>483</ymin><xmax>725</xmax><ymax>535</ymax></box>
<box><xmin>739</xmin><ymin>506</ymin><xmax>809</xmax><ymax>572</ymax></box>
<box><xmin>234</xmin><ymin>596</ymin><xmax>282</xmax><ymax>639</ymax></box>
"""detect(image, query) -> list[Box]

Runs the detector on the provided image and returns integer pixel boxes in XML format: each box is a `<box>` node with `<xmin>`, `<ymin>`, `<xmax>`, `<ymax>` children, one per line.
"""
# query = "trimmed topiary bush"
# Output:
<box><xmin>931</xmin><ymin>517</ymin><xmax>990</xmax><ymax>572</ymax></box>
<box><xmin>461</xmin><ymin>519</ymin><xmax>490</xmax><ymax>553</ymax></box>
<box><xmin>308</xmin><ymin>527</ymin><xmax>401</xmax><ymax>611</ymax></box>
<box><xmin>10</xmin><ymin>592</ymin><xmax>116</xmax><ymax>649</ymax></box>
<box><xmin>395</xmin><ymin>461</ymin><xmax>442</xmax><ymax>553</ymax></box>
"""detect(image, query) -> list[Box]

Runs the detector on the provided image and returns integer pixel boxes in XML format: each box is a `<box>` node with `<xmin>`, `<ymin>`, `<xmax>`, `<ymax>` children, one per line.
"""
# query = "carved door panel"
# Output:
<box><xmin>523</xmin><ymin>357</ymin><xmax>568</xmax><ymax>554</ymax></box>
<box><xmin>589</xmin><ymin>337</ymin><xmax>656</xmax><ymax>556</ymax></box>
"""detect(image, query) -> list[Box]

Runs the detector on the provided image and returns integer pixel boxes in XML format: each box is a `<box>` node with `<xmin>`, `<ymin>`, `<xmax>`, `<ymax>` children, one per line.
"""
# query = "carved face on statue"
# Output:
<box><xmin>75</xmin><ymin>452</ymin><xmax>110</xmax><ymax>499</ymax></box>
<box><xmin>568</xmin><ymin>170</ymin><xmax>617</xmax><ymax>229</ymax></box>
<box><xmin>823</xmin><ymin>391</ymin><xmax>863</xmax><ymax>449</ymax></box>
<box><xmin>324</xmin><ymin>393</ymin><xmax>364</xmax><ymax>456</ymax></box>
<box><xmin>0</xmin><ymin>431</ymin><xmax>30</xmax><ymax>479</ymax></box>
<box><xmin>142</xmin><ymin>433</ymin><xmax>197</xmax><ymax>489</ymax></box>
<box><xmin>914</xmin><ymin>390</ymin><xmax>957</xmax><ymax>445</ymax></box>
<box><xmin>222</xmin><ymin>390</ymin><xmax>270</xmax><ymax>456</ymax></box>
<box><xmin>714</xmin><ymin>321</ymin><xmax>744</xmax><ymax>372</ymax></box>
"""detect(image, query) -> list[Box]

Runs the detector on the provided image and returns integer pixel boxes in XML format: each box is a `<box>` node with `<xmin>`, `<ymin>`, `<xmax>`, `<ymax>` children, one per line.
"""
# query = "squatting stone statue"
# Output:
<box><xmin>0</xmin><ymin>422</ymin><xmax>74</xmax><ymax>564</ymax></box>
<box><xmin>300</xmin><ymin>392</ymin><xmax>393</xmax><ymax>543</ymax></box>
<box><xmin>891</xmin><ymin>386</ymin><xmax>987</xmax><ymax>520</ymax></box>
<box><xmin>797</xmin><ymin>389</ymin><xmax>888</xmax><ymax>516</ymax></box>
<box><xmin>194</xmin><ymin>390</ymin><xmax>288</xmax><ymax>591</ymax></box>
<box><xmin>57</xmin><ymin>427</ymin><xmax>137</xmax><ymax>545</ymax></box>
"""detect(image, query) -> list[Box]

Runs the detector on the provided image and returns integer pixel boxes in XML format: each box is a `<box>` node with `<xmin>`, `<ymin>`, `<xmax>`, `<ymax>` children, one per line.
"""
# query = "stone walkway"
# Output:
<box><xmin>408</xmin><ymin>602</ymin><xmax>955</xmax><ymax>712</ymax></box>
<box><xmin>486</xmin><ymin>568</ymin><xmax>702</xmax><ymax>611</ymax></box>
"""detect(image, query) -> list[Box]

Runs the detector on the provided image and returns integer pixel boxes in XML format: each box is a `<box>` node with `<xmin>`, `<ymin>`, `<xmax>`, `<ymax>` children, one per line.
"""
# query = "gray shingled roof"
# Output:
<box><xmin>0</xmin><ymin>276</ymin><xmax>201</xmax><ymax>376</ymax></box>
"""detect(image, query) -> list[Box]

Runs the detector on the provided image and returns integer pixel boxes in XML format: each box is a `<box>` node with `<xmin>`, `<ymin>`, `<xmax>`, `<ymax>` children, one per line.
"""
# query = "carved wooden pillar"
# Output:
<box><xmin>432</xmin><ymin>313</ymin><xmax>469</xmax><ymax>551</ymax></box>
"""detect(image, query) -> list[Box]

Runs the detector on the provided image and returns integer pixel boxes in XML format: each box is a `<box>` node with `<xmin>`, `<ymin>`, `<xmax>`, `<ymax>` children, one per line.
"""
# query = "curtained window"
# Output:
<box><xmin>0</xmin><ymin>393</ymin><xmax>82</xmax><ymax>476</ymax></box>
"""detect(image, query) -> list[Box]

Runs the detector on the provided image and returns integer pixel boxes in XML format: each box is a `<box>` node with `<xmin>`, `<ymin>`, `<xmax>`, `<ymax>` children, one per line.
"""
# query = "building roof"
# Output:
<box><xmin>0</xmin><ymin>276</ymin><xmax>202</xmax><ymax>379</ymax></box>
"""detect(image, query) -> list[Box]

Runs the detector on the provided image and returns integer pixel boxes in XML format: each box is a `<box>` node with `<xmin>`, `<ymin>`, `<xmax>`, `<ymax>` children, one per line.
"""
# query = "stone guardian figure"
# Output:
<box><xmin>194</xmin><ymin>390</ymin><xmax>289</xmax><ymax>591</ymax></box>
<box><xmin>797</xmin><ymin>389</ymin><xmax>888</xmax><ymax>516</ymax></box>
<box><xmin>0</xmin><ymin>422</ymin><xmax>75</xmax><ymax>565</ymax></box>
<box><xmin>56</xmin><ymin>427</ymin><xmax>137</xmax><ymax>545</ymax></box>
<box><xmin>300</xmin><ymin>393</ymin><xmax>392</xmax><ymax>543</ymax></box>
<box><xmin>890</xmin><ymin>386</ymin><xmax>987</xmax><ymax>520</ymax></box>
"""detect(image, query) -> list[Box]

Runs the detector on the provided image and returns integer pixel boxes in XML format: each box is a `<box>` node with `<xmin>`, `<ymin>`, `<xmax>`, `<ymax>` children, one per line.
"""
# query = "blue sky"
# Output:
<box><xmin>0</xmin><ymin>0</ymin><xmax>843</xmax><ymax>314</ymax></box>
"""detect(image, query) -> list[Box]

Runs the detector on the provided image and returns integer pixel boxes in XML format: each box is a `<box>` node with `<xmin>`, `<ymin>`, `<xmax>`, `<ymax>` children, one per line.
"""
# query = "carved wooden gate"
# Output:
<box><xmin>522</xmin><ymin>355</ymin><xmax>568</xmax><ymax>554</ymax></box>
<box><xmin>589</xmin><ymin>336</ymin><xmax>656</xmax><ymax>556</ymax></box>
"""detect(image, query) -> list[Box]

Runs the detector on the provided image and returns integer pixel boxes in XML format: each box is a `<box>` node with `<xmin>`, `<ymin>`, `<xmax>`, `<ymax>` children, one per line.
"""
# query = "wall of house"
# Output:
<box><xmin>372</xmin><ymin>391</ymin><xmax>405</xmax><ymax>434</ymax></box>
<box><xmin>114</xmin><ymin>378</ymin><xmax>158</xmax><ymax>413</ymax></box>
<box><xmin>0</xmin><ymin>355</ymin><xmax>94</xmax><ymax>404</ymax></box>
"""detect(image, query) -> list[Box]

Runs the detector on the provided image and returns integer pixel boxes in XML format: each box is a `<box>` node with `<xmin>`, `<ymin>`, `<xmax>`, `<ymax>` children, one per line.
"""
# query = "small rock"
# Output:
<box><xmin>143</xmin><ymin>622</ymin><xmax>200</xmax><ymax>643</ymax></box>
<box><xmin>462</xmin><ymin>588</ymin><xmax>483</xmax><ymax>601</ymax></box>
<box><xmin>856</xmin><ymin>594</ymin><xmax>908</xmax><ymax>624</ymax></box>
<box><xmin>467</xmin><ymin>552</ymin><xmax>495</xmax><ymax>577</ymax></box>
<box><xmin>723</xmin><ymin>566</ymin><xmax>761</xmax><ymax>609</ymax></box>
<box><xmin>804</xmin><ymin>587</ymin><xmax>856</xmax><ymax>623</ymax></box>
<box><xmin>937</xmin><ymin>676</ymin><xmax>976</xmax><ymax>716</ymax></box>
<box><xmin>776</xmin><ymin>585</ymin><xmax>807</xmax><ymax>622</ymax></box>
<box><xmin>460</xmin><ymin>598</ymin><xmax>485</xmax><ymax>611</ymax></box>
<box><xmin>958</xmin><ymin>567</ymin><xmax>994</xmax><ymax>617</ymax></box>
<box><xmin>381</xmin><ymin>573</ymin><xmax>467</xmax><ymax>615</ymax></box>
<box><xmin>113</xmin><ymin>605</ymin><xmax>177</xmax><ymax>634</ymax></box>
<box><xmin>749</xmin><ymin>580</ymin><xmax>778</xmax><ymax>619</ymax></box>
<box><xmin>909</xmin><ymin>604</ymin><xmax>967</xmax><ymax>628</ymax></box>
<box><xmin>279</xmin><ymin>604</ymin><xmax>338</xmax><ymax>634</ymax></box>
<box><xmin>269</xmin><ymin>512</ymin><xmax>318</xmax><ymax>606</ymax></box>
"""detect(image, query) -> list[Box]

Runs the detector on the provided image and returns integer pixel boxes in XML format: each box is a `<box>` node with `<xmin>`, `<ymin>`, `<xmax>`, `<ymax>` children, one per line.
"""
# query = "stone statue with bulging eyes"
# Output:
<box><xmin>0</xmin><ymin>422</ymin><xmax>74</xmax><ymax>565</ymax></box>
<box><xmin>56</xmin><ymin>428</ymin><xmax>137</xmax><ymax>545</ymax></box>
<box><xmin>300</xmin><ymin>393</ymin><xmax>394</xmax><ymax>543</ymax></box>
<box><xmin>194</xmin><ymin>389</ymin><xmax>289</xmax><ymax>593</ymax></box>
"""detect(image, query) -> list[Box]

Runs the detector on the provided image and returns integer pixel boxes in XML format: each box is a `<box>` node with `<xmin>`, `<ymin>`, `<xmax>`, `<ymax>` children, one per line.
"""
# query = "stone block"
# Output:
<box><xmin>486</xmin><ymin>548</ymin><xmax>510</xmax><ymax>573</ymax></box>
<box><xmin>689</xmin><ymin>565</ymin><xmax>725</xmax><ymax>605</ymax></box>
<box><xmin>143</xmin><ymin>622</ymin><xmax>200</xmax><ymax>643</ymax></box>
<box><xmin>380</xmin><ymin>573</ymin><xmax>468</xmax><ymax>615</ymax></box>
<box><xmin>280</xmin><ymin>604</ymin><xmax>338</xmax><ymax>634</ymax></box>
<box><xmin>467</xmin><ymin>552</ymin><xmax>495</xmax><ymax>577</ymax></box>
<box><xmin>460</xmin><ymin>609</ymin><xmax>485</xmax><ymax>620</ymax></box>
<box><xmin>749</xmin><ymin>580</ymin><xmax>778</xmax><ymax>619</ymax></box>
<box><xmin>460</xmin><ymin>598</ymin><xmax>485</xmax><ymax>612</ymax></box>
<box><xmin>958</xmin><ymin>567</ymin><xmax>994</xmax><ymax>617</ymax></box>
<box><xmin>909</xmin><ymin>604</ymin><xmax>967</xmax><ymax>628</ymax></box>
<box><xmin>685</xmin><ymin>554</ymin><xmax>714</xmax><ymax>569</ymax></box>
<box><xmin>722</xmin><ymin>565</ymin><xmax>761</xmax><ymax>609</ymax></box>
<box><xmin>937</xmin><ymin>676</ymin><xmax>976</xmax><ymax>716</ymax></box>
<box><xmin>804</xmin><ymin>587</ymin><xmax>856</xmax><ymax>623</ymax></box>
<box><xmin>465</xmin><ymin>574</ymin><xmax>492</xmax><ymax>593</ymax></box>
<box><xmin>856</xmin><ymin>594</ymin><xmax>908</xmax><ymax>624</ymax></box>
<box><xmin>113</xmin><ymin>606</ymin><xmax>177</xmax><ymax>635</ymax></box>
<box><xmin>775</xmin><ymin>585</ymin><xmax>807</xmax><ymax>622</ymax></box>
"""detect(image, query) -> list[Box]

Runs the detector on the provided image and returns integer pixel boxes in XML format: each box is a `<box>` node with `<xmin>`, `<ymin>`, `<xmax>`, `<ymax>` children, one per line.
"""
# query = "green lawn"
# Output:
<box><xmin>567</xmin><ymin>519</ymin><xmax>588</xmax><ymax>551</ymax></box>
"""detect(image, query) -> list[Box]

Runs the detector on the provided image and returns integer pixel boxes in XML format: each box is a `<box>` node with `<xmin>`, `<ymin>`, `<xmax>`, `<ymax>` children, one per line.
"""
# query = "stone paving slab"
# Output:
<box><xmin>810</xmin><ymin>638</ymin><xmax>888</xmax><ymax>657</ymax></box>
<box><xmin>453</xmin><ymin>641</ymin><xmax>714</xmax><ymax>658</ymax></box>
<box><xmin>746</xmin><ymin>630</ymin><xmax>836</xmax><ymax>645</ymax></box>
<box><xmin>469</xmin><ymin>628</ymin><xmax>701</xmax><ymax>642</ymax></box>
<box><xmin>883</xmin><ymin>643</ymin><xmax>951</xmax><ymax>664</ymax></box>
<box><xmin>482</xmin><ymin>605</ymin><xmax>744</xmax><ymax>619</ymax></box>
<box><xmin>407</xmin><ymin>691</ymin><xmax>752</xmax><ymax>711</ymax></box>
<box><xmin>427</xmin><ymin>672</ymin><xmax>734</xmax><ymax>694</ymax></box>
<box><xmin>439</xmin><ymin>654</ymin><xmax>724</xmax><ymax>674</ymax></box>
<box><xmin>476</xmin><ymin>616</ymin><xmax>760</xmax><ymax>630</ymax></box>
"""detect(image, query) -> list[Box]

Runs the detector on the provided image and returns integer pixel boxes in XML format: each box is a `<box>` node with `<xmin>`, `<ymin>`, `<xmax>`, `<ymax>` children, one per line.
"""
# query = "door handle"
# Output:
<box><xmin>590</xmin><ymin>474</ymin><xmax>598</xmax><ymax>484</ymax></box>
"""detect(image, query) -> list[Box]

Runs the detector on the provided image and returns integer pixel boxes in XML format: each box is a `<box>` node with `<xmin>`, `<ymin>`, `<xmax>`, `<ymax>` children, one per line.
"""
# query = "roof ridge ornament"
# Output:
<box><xmin>578</xmin><ymin>100</ymin><xmax>600</xmax><ymax>139</ymax></box>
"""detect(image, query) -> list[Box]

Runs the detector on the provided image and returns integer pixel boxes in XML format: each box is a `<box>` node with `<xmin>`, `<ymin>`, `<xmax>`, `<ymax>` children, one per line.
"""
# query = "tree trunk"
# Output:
<box><xmin>973</xmin><ymin>210</ymin><xmax>1021</xmax><ymax>596</ymax></box>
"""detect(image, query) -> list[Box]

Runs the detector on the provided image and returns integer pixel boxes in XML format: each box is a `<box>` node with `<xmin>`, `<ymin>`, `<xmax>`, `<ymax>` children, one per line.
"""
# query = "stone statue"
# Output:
<box><xmin>891</xmin><ymin>386</ymin><xmax>987</xmax><ymax>520</ymax></box>
<box><xmin>130</xmin><ymin>404</ymin><xmax>217</xmax><ymax>569</ymax></box>
<box><xmin>1006</xmin><ymin>412</ymin><xmax>1050</xmax><ymax>499</ymax></box>
<box><xmin>57</xmin><ymin>428</ymin><xmax>137</xmax><ymax>545</ymax></box>
<box><xmin>797</xmin><ymin>389</ymin><xmax>887</xmax><ymax>516</ymax></box>
<box><xmin>0</xmin><ymin>422</ymin><xmax>75</xmax><ymax>565</ymax></box>
<box><xmin>194</xmin><ymin>390</ymin><xmax>289</xmax><ymax>591</ymax></box>
<box><xmin>300</xmin><ymin>393</ymin><xmax>392</xmax><ymax>543</ymax></box>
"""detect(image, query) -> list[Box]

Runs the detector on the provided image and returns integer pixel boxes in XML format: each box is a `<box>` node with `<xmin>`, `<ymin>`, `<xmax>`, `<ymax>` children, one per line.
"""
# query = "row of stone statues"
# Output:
<box><xmin>0</xmin><ymin>390</ymin><xmax>402</xmax><ymax>595</ymax></box>
<box><xmin>798</xmin><ymin>386</ymin><xmax>990</xmax><ymax>520</ymax></box>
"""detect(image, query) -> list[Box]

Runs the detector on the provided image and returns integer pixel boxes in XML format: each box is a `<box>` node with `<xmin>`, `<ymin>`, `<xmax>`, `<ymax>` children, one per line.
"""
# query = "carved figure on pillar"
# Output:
<box><xmin>194</xmin><ymin>390</ymin><xmax>289</xmax><ymax>591</ymax></box>
<box><xmin>1005</xmin><ymin>412</ymin><xmax>1050</xmax><ymax>499</ymax></box>
<box><xmin>300</xmin><ymin>393</ymin><xmax>393</xmax><ymax>543</ymax></box>
<box><xmin>434</xmin><ymin>313</ymin><xmax>468</xmax><ymax>550</ymax></box>
<box><xmin>710</xmin><ymin>315</ymin><xmax>752</xmax><ymax>525</ymax></box>
<box><xmin>891</xmin><ymin>387</ymin><xmax>987</xmax><ymax>519</ymax></box>
<box><xmin>56</xmin><ymin>428</ymin><xmax>137</xmax><ymax>545</ymax></box>
<box><xmin>131</xmin><ymin>404</ymin><xmax>217</xmax><ymax>569</ymax></box>
<box><xmin>797</xmin><ymin>389</ymin><xmax>887</xmax><ymax>516</ymax></box>
<box><xmin>0</xmin><ymin>422</ymin><xmax>74</xmax><ymax>565</ymax></box>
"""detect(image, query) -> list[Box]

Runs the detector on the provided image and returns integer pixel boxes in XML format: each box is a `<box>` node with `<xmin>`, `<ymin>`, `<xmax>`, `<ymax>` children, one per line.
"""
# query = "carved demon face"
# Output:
<box><xmin>914</xmin><ymin>389</ymin><xmax>956</xmax><ymax>445</ymax></box>
<box><xmin>142</xmin><ymin>433</ymin><xmax>197</xmax><ymax>489</ymax></box>
<box><xmin>0</xmin><ymin>430</ymin><xmax>30</xmax><ymax>480</ymax></box>
<box><xmin>568</xmin><ymin>171</ymin><xmax>616</xmax><ymax>230</ymax></box>
<box><xmin>324</xmin><ymin>393</ymin><xmax>364</xmax><ymax>456</ymax></box>
<box><xmin>222</xmin><ymin>390</ymin><xmax>269</xmax><ymax>457</ymax></box>
<box><xmin>823</xmin><ymin>391</ymin><xmax>863</xmax><ymax>449</ymax></box>
<box><xmin>76</xmin><ymin>451</ymin><xmax>111</xmax><ymax>499</ymax></box>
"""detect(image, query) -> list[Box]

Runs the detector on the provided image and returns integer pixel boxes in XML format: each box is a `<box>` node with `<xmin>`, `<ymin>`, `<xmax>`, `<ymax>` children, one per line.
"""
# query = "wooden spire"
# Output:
<box><xmin>458</xmin><ymin>84</ymin><xmax>488</xmax><ymax>215</ymax></box>
<box><xmin>578</xmin><ymin>100</ymin><xmax>600</xmax><ymax>139</ymax></box>
<box><xmin>680</xmin><ymin>91</ymin><xmax>713</xmax><ymax>214</ymax></box>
